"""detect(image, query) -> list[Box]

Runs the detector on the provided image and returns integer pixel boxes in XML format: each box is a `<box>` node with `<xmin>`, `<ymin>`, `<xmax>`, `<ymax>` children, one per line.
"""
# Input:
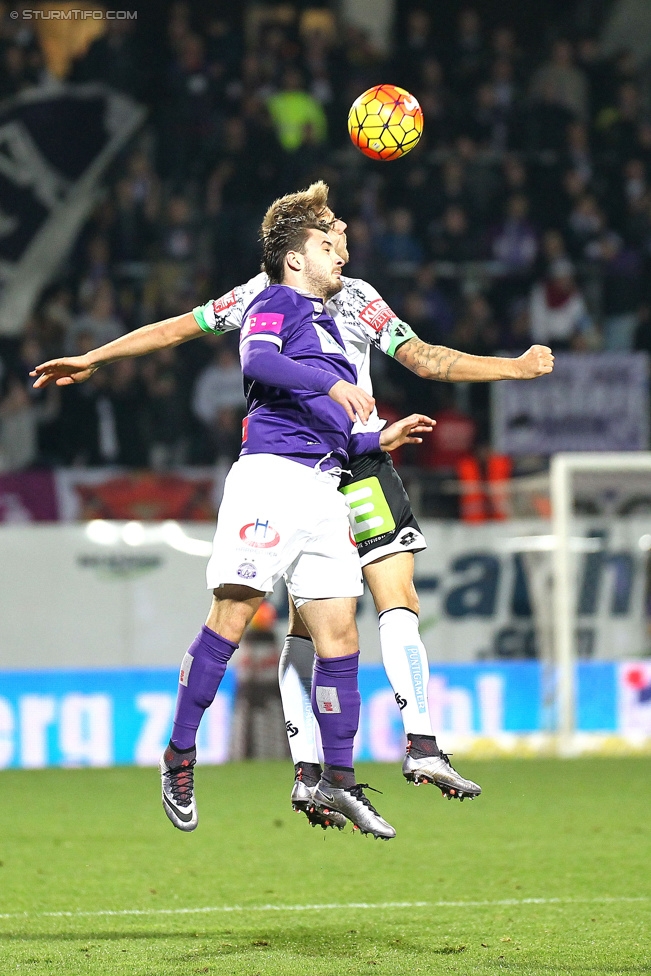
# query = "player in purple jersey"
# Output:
<box><xmin>32</xmin><ymin>183</ymin><xmax>553</xmax><ymax>812</ymax></box>
<box><xmin>35</xmin><ymin>215</ymin><xmax>432</xmax><ymax>839</ymax></box>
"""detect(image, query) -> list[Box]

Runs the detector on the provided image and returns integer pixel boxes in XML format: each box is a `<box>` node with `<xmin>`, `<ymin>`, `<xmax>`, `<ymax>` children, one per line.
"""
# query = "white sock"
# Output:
<box><xmin>278</xmin><ymin>636</ymin><xmax>320</xmax><ymax>765</ymax></box>
<box><xmin>378</xmin><ymin>607</ymin><xmax>433</xmax><ymax>736</ymax></box>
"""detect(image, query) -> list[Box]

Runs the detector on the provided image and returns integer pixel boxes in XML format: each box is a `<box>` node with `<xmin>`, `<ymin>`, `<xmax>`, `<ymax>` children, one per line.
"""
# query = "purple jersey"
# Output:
<box><xmin>239</xmin><ymin>285</ymin><xmax>375</xmax><ymax>466</ymax></box>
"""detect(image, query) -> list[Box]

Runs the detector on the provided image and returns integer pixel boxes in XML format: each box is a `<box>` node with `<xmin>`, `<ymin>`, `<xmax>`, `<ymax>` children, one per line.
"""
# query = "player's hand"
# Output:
<box><xmin>328</xmin><ymin>380</ymin><xmax>375</xmax><ymax>424</ymax></box>
<box><xmin>30</xmin><ymin>355</ymin><xmax>98</xmax><ymax>389</ymax></box>
<box><xmin>513</xmin><ymin>345</ymin><xmax>554</xmax><ymax>379</ymax></box>
<box><xmin>380</xmin><ymin>413</ymin><xmax>435</xmax><ymax>452</ymax></box>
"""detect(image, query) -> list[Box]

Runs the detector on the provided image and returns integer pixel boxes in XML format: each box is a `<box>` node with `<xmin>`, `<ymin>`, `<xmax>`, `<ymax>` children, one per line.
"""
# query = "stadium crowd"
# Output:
<box><xmin>1</xmin><ymin>0</ymin><xmax>651</xmax><ymax>482</ymax></box>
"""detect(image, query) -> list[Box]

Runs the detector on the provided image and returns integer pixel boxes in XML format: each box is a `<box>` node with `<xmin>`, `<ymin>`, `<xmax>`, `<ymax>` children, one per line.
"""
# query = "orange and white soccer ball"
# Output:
<box><xmin>347</xmin><ymin>84</ymin><xmax>424</xmax><ymax>161</ymax></box>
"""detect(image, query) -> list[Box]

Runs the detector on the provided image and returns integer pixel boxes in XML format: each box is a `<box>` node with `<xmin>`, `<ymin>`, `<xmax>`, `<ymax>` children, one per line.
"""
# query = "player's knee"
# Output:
<box><xmin>374</xmin><ymin>584</ymin><xmax>419</xmax><ymax>616</ymax></box>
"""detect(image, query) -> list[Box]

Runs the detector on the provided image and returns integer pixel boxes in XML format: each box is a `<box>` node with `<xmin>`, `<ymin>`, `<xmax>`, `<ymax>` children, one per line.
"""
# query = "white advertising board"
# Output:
<box><xmin>0</xmin><ymin>518</ymin><xmax>648</xmax><ymax>669</ymax></box>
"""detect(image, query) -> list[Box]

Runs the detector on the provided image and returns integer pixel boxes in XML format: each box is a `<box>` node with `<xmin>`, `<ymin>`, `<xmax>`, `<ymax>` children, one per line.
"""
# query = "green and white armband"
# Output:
<box><xmin>386</xmin><ymin>319</ymin><xmax>417</xmax><ymax>357</ymax></box>
<box><xmin>192</xmin><ymin>302</ymin><xmax>218</xmax><ymax>335</ymax></box>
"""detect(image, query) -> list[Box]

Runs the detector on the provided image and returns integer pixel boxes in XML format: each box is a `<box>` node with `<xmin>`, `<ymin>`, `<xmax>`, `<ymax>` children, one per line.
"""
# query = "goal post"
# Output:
<box><xmin>550</xmin><ymin>452</ymin><xmax>651</xmax><ymax>754</ymax></box>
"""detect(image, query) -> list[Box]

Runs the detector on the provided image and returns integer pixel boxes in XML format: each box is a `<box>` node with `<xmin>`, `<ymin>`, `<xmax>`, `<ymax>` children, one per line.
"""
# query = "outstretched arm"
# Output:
<box><xmin>31</xmin><ymin>311</ymin><xmax>202</xmax><ymax>388</ymax></box>
<box><xmin>393</xmin><ymin>337</ymin><xmax>554</xmax><ymax>382</ymax></box>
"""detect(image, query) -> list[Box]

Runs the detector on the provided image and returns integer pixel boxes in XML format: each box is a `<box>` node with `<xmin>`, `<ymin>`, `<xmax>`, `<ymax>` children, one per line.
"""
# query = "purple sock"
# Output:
<box><xmin>311</xmin><ymin>651</ymin><xmax>360</xmax><ymax>768</ymax></box>
<box><xmin>170</xmin><ymin>625</ymin><xmax>238</xmax><ymax>750</ymax></box>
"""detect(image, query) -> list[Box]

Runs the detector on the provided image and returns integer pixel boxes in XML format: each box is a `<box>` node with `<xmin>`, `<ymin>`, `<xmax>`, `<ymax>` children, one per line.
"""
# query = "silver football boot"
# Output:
<box><xmin>291</xmin><ymin>778</ymin><xmax>347</xmax><ymax>830</ymax></box>
<box><xmin>160</xmin><ymin>744</ymin><xmax>198</xmax><ymax>831</ymax></box>
<box><xmin>402</xmin><ymin>749</ymin><xmax>481</xmax><ymax>800</ymax></box>
<box><xmin>311</xmin><ymin>781</ymin><xmax>396</xmax><ymax>840</ymax></box>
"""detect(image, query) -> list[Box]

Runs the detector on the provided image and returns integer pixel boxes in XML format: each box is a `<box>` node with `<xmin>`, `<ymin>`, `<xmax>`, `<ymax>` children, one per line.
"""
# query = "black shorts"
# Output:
<box><xmin>339</xmin><ymin>451</ymin><xmax>426</xmax><ymax>568</ymax></box>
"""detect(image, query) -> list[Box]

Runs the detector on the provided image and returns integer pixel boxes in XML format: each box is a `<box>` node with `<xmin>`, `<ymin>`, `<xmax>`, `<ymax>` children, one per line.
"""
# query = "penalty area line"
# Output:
<box><xmin>0</xmin><ymin>896</ymin><xmax>648</xmax><ymax>921</ymax></box>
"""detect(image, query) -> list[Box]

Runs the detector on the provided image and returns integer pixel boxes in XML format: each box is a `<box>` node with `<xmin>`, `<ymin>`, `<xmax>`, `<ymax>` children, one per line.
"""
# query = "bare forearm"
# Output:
<box><xmin>394</xmin><ymin>338</ymin><xmax>522</xmax><ymax>382</ymax></box>
<box><xmin>86</xmin><ymin>312</ymin><xmax>202</xmax><ymax>368</ymax></box>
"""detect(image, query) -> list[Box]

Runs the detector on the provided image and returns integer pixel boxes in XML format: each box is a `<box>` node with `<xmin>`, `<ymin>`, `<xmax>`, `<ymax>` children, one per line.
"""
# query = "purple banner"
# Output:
<box><xmin>0</xmin><ymin>469</ymin><xmax>58</xmax><ymax>522</ymax></box>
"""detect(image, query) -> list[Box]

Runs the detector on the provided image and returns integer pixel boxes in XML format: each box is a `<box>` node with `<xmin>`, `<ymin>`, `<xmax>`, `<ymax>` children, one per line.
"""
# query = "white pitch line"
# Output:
<box><xmin>0</xmin><ymin>896</ymin><xmax>648</xmax><ymax>922</ymax></box>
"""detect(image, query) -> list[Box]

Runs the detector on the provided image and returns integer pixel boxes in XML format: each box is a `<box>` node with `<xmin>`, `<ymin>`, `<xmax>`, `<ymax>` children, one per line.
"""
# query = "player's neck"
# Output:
<box><xmin>280</xmin><ymin>274</ymin><xmax>327</xmax><ymax>302</ymax></box>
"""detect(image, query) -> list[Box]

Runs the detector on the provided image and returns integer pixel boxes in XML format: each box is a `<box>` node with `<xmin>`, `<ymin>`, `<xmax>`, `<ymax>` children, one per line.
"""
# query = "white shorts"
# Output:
<box><xmin>206</xmin><ymin>454</ymin><xmax>363</xmax><ymax>608</ymax></box>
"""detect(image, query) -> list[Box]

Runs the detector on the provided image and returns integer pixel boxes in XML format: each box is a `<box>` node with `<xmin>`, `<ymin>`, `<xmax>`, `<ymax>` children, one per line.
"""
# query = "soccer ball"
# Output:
<box><xmin>347</xmin><ymin>85</ymin><xmax>424</xmax><ymax>161</ymax></box>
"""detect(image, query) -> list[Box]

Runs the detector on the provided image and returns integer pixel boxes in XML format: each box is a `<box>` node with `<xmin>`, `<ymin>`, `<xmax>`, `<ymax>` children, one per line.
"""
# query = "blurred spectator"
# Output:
<box><xmin>576</xmin><ymin>35</ymin><xmax>612</xmax><ymax>119</ymax></box>
<box><xmin>430</xmin><ymin>205</ymin><xmax>483</xmax><ymax>262</ymax></box>
<box><xmin>111</xmin><ymin>178</ymin><xmax>156</xmax><ymax>265</ymax></box>
<box><xmin>565</xmin><ymin>122</ymin><xmax>594</xmax><ymax>184</ymax></box>
<box><xmin>164</xmin><ymin>33</ymin><xmax>220</xmax><ymax>184</ymax></box>
<box><xmin>78</xmin><ymin>236</ymin><xmax>112</xmax><ymax>308</ymax></box>
<box><xmin>377</xmin><ymin>208</ymin><xmax>424</xmax><ymax>276</ymax></box>
<box><xmin>395</xmin><ymin>8</ymin><xmax>432</xmax><ymax>90</ymax></box>
<box><xmin>536</xmin><ymin>229</ymin><xmax>570</xmax><ymax>277</ymax></box>
<box><xmin>0</xmin><ymin>376</ymin><xmax>41</xmax><ymax>473</ymax></box>
<box><xmin>558</xmin><ymin>169</ymin><xmax>590</xmax><ymax>225</ymax></box>
<box><xmin>191</xmin><ymin>346</ymin><xmax>246</xmax><ymax>462</ymax></box>
<box><xmin>529</xmin><ymin>259</ymin><xmax>593</xmax><ymax>349</ymax></box>
<box><xmin>596</xmin><ymin>82</ymin><xmax>641</xmax><ymax>159</ymax></box>
<box><xmin>489</xmin><ymin>58</ymin><xmax>519</xmax><ymax>148</ymax></box>
<box><xmin>431</xmin><ymin>159</ymin><xmax>470</xmax><ymax>219</ymax></box>
<box><xmin>566</xmin><ymin>194</ymin><xmax>605</xmax><ymax>258</ymax></box>
<box><xmin>491</xmin><ymin>26</ymin><xmax>524</xmax><ymax>77</ymax></box>
<box><xmin>411</xmin><ymin>265</ymin><xmax>456</xmax><ymax>340</ymax></box>
<box><xmin>491</xmin><ymin>194</ymin><xmax>538</xmax><ymax>273</ymax></box>
<box><xmin>71</xmin><ymin>18</ymin><xmax>141</xmax><ymax>95</ymax></box>
<box><xmin>68</xmin><ymin>280</ymin><xmax>124</xmax><ymax>353</ymax></box>
<box><xmin>267</xmin><ymin>68</ymin><xmax>327</xmax><ymax>152</ymax></box>
<box><xmin>466</xmin><ymin>82</ymin><xmax>503</xmax><ymax>150</ymax></box>
<box><xmin>141</xmin><ymin>349</ymin><xmax>189</xmax><ymax>469</ymax></box>
<box><xmin>104</xmin><ymin>360</ymin><xmax>148</xmax><ymax>466</ymax></box>
<box><xmin>206</xmin><ymin>115</ymin><xmax>280</xmax><ymax>290</ymax></box>
<box><xmin>450</xmin><ymin>294</ymin><xmax>499</xmax><ymax>443</ymax></box>
<box><xmin>451</xmin><ymin>9</ymin><xmax>487</xmax><ymax>97</ymax></box>
<box><xmin>527</xmin><ymin>79</ymin><xmax>576</xmax><ymax>152</ymax></box>
<box><xmin>594</xmin><ymin>233</ymin><xmax>642</xmax><ymax>351</ymax></box>
<box><xmin>530</xmin><ymin>39</ymin><xmax>588</xmax><ymax>121</ymax></box>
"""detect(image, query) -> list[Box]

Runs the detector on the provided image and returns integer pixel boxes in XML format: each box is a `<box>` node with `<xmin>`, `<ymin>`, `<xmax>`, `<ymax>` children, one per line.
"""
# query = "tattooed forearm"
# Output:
<box><xmin>395</xmin><ymin>339</ymin><xmax>462</xmax><ymax>381</ymax></box>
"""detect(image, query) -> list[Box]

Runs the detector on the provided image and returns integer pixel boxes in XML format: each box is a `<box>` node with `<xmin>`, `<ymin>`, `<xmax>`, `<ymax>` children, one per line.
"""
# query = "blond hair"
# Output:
<box><xmin>260</xmin><ymin>181</ymin><xmax>330</xmax><ymax>239</ymax></box>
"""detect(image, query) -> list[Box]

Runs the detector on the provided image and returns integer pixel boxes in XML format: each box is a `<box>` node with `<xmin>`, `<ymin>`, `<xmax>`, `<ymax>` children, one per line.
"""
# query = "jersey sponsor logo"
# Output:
<box><xmin>359</xmin><ymin>298</ymin><xmax>396</xmax><ymax>333</ymax></box>
<box><xmin>242</xmin><ymin>312</ymin><xmax>285</xmax><ymax>338</ymax></box>
<box><xmin>179</xmin><ymin>651</ymin><xmax>193</xmax><ymax>687</ymax></box>
<box><xmin>212</xmin><ymin>290</ymin><xmax>237</xmax><ymax>315</ymax></box>
<box><xmin>315</xmin><ymin>686</ymin><xmax>341</xmax><ymax>714</ymax></box>
<box><xmin>236</xmin><ymin>562</ymin><xmax>257</xmax><ymax>580</ymax></box>
<box><xmin>242</xmin><ymin>416</ymin><xmax>249</xmax><ymax>443</ymax></box>
<box><xmin>340</xmin><ymin>476</ymin><xmax>396</xmax><ymax>543</ymax></box>
<box><xmin>239</xmin><ymin>519</ymin><xmax>280</xmax><ymax>548</ymax></box>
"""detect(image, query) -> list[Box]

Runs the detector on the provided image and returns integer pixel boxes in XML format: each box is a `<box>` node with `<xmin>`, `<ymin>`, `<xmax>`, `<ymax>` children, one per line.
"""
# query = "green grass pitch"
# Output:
<box><xmin>0</xmin><ymin>758</ymin><xmax>649</xmax><ymax>975</ymax></box>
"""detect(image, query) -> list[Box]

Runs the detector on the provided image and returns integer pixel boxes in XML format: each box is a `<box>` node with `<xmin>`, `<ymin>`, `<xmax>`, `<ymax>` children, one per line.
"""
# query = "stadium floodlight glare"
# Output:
<box><xmin>550</xmin><ymin>452</ymin><xmax>651</xmax><ymax>755</ymax></box>
<box><xmin>122</xmin><ymin>521</ymin><xmax>146</xmax><ymax>547</ymax></box>
<box><xmin>85</xmin><ymin>519</ymin><xmax>120</xmax><ymax>546</ymax></box>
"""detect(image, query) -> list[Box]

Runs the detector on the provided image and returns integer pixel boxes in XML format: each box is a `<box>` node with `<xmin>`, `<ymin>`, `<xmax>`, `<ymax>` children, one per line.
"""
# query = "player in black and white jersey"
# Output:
<box><xmin>32</xmin><ymin>182</ymin><xmax>554</xmax><ymax>812</ymax></box>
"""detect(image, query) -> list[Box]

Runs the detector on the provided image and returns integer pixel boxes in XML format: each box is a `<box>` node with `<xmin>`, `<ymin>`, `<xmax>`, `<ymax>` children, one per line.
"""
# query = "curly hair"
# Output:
<box><xmin>260</xmin><ymin>181</ymin><xmax>330</xmax><ymax>240</ymax></box>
